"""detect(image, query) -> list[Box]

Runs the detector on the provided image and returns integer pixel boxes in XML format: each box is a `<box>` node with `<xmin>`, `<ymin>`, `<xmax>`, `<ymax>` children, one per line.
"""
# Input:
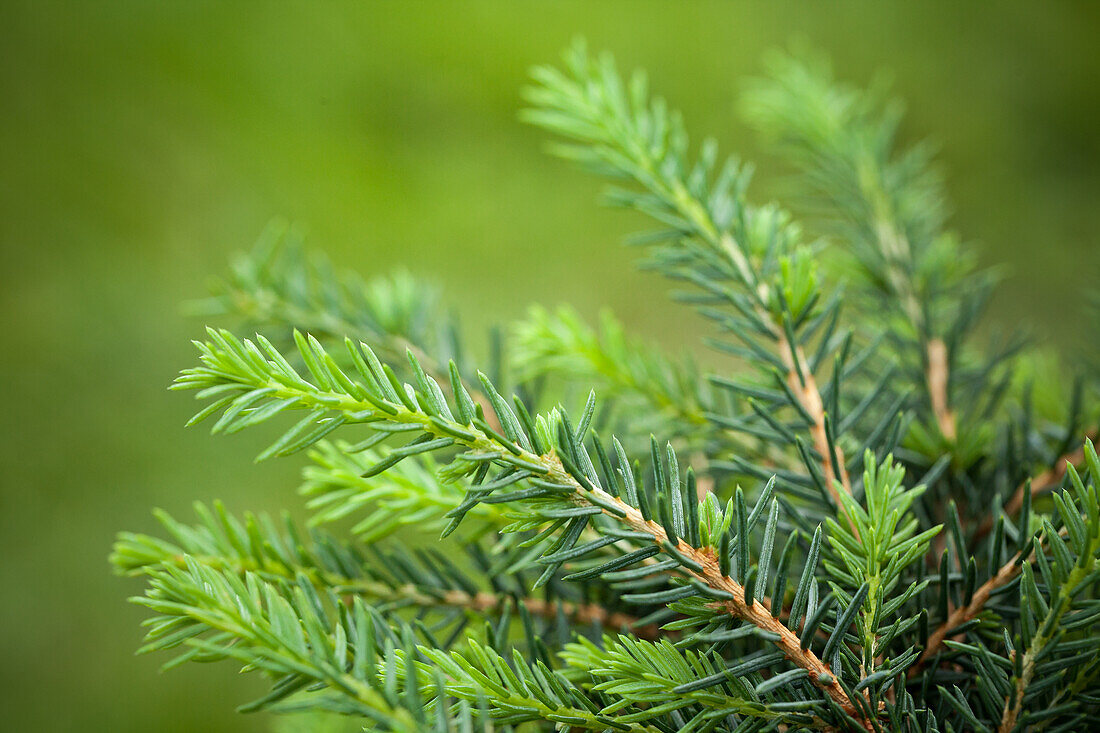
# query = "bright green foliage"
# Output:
<box><xmin>299</xmin><ymin>441</ymin><xmax>509</xmax><ymax>542</ymax></box>
<box><xmin>402</xmin><ymin>641</ymin><xmax>664</xmax><ymax>732</ymax></box>
<box><xmin>114</xmin><ymin>41</ymin><xmax>1100</xmax><ymax>733</ymax></box>
<box><xmin>130</xmin><ymin>554</ymin><xmax>436</xmax><ymax>730</ymax></box>
<box><xmin>560</xmin><ymin>636</ymin><xmax>824</xmax><ymax>728</ymax></box>
<box><xmin>512</xmin><ymin>305</ymin><xmax>715</xmax><ymax>451</ymax></box>
<box><xmin>112</xmin><ymin>503</ymin><xmax>635</xmax><ymax>673</ymax></box>
<box><xmin>823</xmin><ymin>452</ymin><xmax>940</xmax><ymax>680</ymax></box>
<box><xmin>524</xmin><ymin>41</ymin><xmax>908</xmax><ymax>530</ymax></box>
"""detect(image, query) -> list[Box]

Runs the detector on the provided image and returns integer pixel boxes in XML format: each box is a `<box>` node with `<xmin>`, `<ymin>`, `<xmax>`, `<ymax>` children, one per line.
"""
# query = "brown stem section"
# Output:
<box><xmin>914</xmin><ymin>523</ymin><xmax>1073</xmax><ymax>676</ymax></box>
<box><xmin>998</xmin><ymin>649</ymin><xmax>1031</xmax><ymax>733</ymax></box>
<box><xmin>164</xmin><ymin>552</ymin><xmax>656</xmax><ymax>639</ymax></box>
<box><xmin>870</xmin><ymin>218</ymin><xmax>957</xmax><ymax>443</ymax></box>
<box><xmin>925</xmin><ymin>338</ymin><xmax>956</xmax><ymax>441</ymax></box>
<box><xmin>777</xmin><ymin>337</ymin><xmax>856</xmax><ymax>535</ymax></box>
<box><xmin>716</xmin><ymin>232</ymin><xmax>853</xmax><ymax>511</ymax></box>
<box><xmin>869</xmin><ymin>213</ymin><xmax>959</xmax><ymax>445</ymax></box>
<box><xmin>915</xmin><ymin>551</ymin><xmax>1023</xmax><ymax>671</ymax></box>
<box><xmin>918</xmin><ymin>439</ymin><xmax>1095</xmax><ymax>667</ymax></box>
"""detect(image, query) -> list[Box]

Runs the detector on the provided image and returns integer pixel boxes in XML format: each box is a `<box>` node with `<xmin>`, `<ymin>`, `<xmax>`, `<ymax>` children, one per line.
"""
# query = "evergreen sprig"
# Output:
<box><xmin>823</xmin><ymin>453</ymin><xmax>940</xmax><ymax>681</ymax></box>
<box><xmin>168</xmin><ymin>326</ymin><xmax>864</xmax><ymax>713</ymax></box>
<box><xmin>113</xmin><ymin>503</ymin><xmax>654</xmax><ymax>653</ymax></box>
<box><xmin>522</xmin><ymin>40</ymin><xmax>910</xmax><ymax>532</ymax></box>
<box><xmin>115</xmin><ymin>41</ymin><xmax>1100</xmax><ymax>732</ymax></box>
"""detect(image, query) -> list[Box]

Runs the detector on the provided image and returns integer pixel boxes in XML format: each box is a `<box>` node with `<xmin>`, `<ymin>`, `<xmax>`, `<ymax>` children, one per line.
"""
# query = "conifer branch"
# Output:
<box><xmin>194</xmin><ymin>225</ymin><xmax>507</xmax><ymax>432</ymax></box>
<box><xmin>173</xmin><ymin>327</ymin><xmax>867</xmax><ymax>720</ymax></box>
<box><xmin>406</xmin><ymin>641</ymin><xmax>668</xmax><ymax>732</ymax></box>
<box><xmin>113</xmin><ymin>505</ymin><xmax>658</xmax><ymax>641</ymax></box>
<box><xmin>128</xmin><ymin>557</ymin><xmax>429</xmax><ymax>728</ymax></box>
<box><xmin>524</xmin><ymin>42</ymin><xmax>859</xmax><ymax>521</ymax></box>
<box><xmin>998</xmin><ymin>457</ymin><xmax>1100</xmax><ymax>731</ymax></box>
<box><xmin>561</xmin><ymin>635</ymin><xmax>838</xmax><ymax>730</ymax></box>
<box><xmin>740</xmin><ymin>51</ymin><xmax>989</xmax><ymax>446</ymax></box>
<box><xmin>581</xmin><ymin>481</ymin><xmax>857</xmax><ymax>715</ymax></box>
<box><xmin>969</xmin><ymin>437</ymin><xmax>1092</xmax><ymax>545</ymax></box>
<box><xmin>824</xmin><ymin>452</ymin><xmax>939</xmax><ymax>680</ymax></box>
<box><xmin>918</xmin><ymin>443</ymin><xmax>1100</xmax><ymax>681</ymax></box>
<box><xmin>299</xmin><ymin>441</ymin><xmax>510</xmax><ymax>542</ymax></box>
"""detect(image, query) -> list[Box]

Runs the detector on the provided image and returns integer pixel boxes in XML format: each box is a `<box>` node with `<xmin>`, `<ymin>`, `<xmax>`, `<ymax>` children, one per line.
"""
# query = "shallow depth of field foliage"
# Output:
<box><xmin>4</xmin><ymin>3</ymin><xmax>1100</xmax><ymax>733</ymax></box>
<box><xmin>107</xmin><ymin>33</ymin><xmax>1100</xmax><ymax>733</ymax></box>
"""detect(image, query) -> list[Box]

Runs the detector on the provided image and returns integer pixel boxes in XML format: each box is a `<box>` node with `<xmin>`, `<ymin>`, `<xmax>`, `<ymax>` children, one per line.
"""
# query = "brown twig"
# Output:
<box><xmin>777</xmin><ymin>336</ymin><xmax>858</xmax><ymax>538</ymax></box>
<box><xmin>385</xmin><ymin>584</ymin><xmax>663</xmax><ymax>641</ymax></box>
<box><xmin>166</xmin><ymin>552</ymin><xmax>661</xmax><ymax>641</ymax></box>
<box><xmin>925</xmin><ymin>338</ymin><xmax>956</xmax><ymax>441</ymax></box>
<box><xmin>713</xmin><ymin>232</ymin><xmax>853</xmax><ymax>504</ymax></box>
<box><xmin>914</xmin><ymin>551</ymin><xmax>1023</xmax><ymax>671</ymax></box>
<box><xmin>914</xmin><ymin>522</ymin><xmax>1075</xmax><ymax>677</ymax></box>
<box><xmin>1006</xmin><ymin>440</ymin><xmax>1093</xmax><ymax>514</ymax></box>
<box><xmin>998</xmin><ymin>646</ymin><xmax>1032</xmax><ymax>733</ymax></box>
<box><xmin>996</xmin><ymin>532</ymin><xmax>1095</xmax><ymax>733</ymax></box>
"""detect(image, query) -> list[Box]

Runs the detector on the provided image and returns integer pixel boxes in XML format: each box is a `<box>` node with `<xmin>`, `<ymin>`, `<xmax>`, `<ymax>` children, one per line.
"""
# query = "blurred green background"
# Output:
<box><xmin>2</xmin><ymin>1</ymin><xmax>1098</xmax><ymax>730</ymax></box>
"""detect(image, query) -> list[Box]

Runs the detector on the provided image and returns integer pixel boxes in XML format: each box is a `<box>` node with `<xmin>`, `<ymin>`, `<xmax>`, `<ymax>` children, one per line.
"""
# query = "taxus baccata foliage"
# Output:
<box><xmin>113</xmin><ymin>42</ymin><xmax>1100</xmax><ymax>732</ymax></box>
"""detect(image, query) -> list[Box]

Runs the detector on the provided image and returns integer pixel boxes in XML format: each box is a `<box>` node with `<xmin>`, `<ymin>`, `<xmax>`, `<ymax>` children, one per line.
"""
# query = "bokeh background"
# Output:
<box><xmin>2</xmin><ymin>1</ymin><xmax>1098</xmax><ymax>730</ymax></box>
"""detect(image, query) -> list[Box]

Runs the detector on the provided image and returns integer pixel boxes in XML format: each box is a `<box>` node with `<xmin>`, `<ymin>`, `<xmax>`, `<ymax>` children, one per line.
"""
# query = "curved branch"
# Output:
<box><xmin>915</xmin><ymin>525</ymin><xmax>1075</xmax><ymax>674</ymax></box>
<box><xmin>778</xmin><ymin>336</ymin><xmax>852</xmax><ymax>504</ymax></box>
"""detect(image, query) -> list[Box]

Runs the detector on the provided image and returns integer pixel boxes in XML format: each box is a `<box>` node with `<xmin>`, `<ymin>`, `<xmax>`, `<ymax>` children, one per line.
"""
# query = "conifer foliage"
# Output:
<box><xmin>114</xmin><ymin>42</ymin><xmax>1100</xmax><ymax>731</ymax></box>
